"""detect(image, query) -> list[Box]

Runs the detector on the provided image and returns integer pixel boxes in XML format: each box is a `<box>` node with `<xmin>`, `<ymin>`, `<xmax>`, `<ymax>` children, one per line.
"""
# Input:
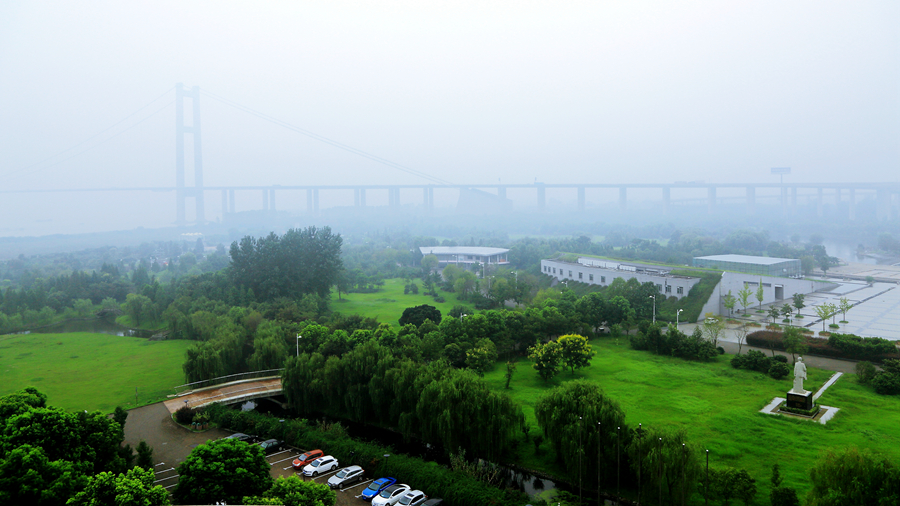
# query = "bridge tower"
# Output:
<box><xmin>175</xmin><ymin>83</ymin><xmax>205</xmax><ymax>224</ymax></box>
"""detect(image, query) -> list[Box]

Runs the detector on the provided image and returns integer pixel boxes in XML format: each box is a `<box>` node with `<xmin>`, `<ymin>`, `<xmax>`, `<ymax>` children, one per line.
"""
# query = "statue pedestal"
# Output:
<box><xmin>786</xmin><ymin>390</ymin><xmax>813</xmax><ymax>410</ymax></box>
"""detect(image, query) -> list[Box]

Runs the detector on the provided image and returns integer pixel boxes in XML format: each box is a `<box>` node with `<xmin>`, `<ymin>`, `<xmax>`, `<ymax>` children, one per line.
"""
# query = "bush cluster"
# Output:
<box><xmin>203</xmin><ymin>404</ymin><xmax>528</xmax><ymax>506</ymax></box>
<box><xmin>747</xmin><ymin>331</ymin><xmax>899</xmax><ymax>362</ymax></box>
<box><xmin>730</xmin><ymin>350</ymin><xmax>789</xmax><ymax>379</ymax></box>
<box><xmin>858</xmin><ymin>359</ymin><xmax>900</xmax><ymax>395</ymax></box>
<box><xmin>629</xmin><ymin>324</ymin><xmax>717</xmax><ymax>361</ymax></box>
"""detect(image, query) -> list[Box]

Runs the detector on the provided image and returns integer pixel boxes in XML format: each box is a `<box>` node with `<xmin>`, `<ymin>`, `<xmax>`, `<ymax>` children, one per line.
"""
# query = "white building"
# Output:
<box><xmin>540</xmin><ymin>257</ymin><xmax>700</xmax><ymax>300</ymax></box>
<box><xmin>419</xmin><ymin>246</ymin><xmax>510</xmax><ymax>267</ymax></box>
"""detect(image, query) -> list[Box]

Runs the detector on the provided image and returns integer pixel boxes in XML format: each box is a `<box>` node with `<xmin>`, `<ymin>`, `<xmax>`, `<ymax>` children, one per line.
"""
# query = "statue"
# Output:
<box><xmin>792</xmin><ymin>357</ymin><xmax>807</xmax><ymax>393</ymax></box>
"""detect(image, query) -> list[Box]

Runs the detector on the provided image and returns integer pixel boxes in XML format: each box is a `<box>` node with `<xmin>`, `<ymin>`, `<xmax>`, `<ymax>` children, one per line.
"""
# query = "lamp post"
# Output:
<box><xmin>682</xmin><ymin>443</ymin><xmax>686</xmax><ymax>506</ymax></box>
<box><xmin>649</xmin><ymin>295</ymin><xmax>657</xmax><ymax>324</ymax></box>
<box><xmin>638</xmin><ymin>423</ymin><xmax>642</xmax><ymax>505</ymax></box>
<box><xmin>616</xmin><ymin>426</ymin><xmax>621</xmax><ymax>504</ymax></box>
<box><xmin>705</xmin><ymin>449</ymin><xmax>709</xmax><ymax>506</ymax></box>
<box><xmin>676</xmin><ymin>309</ymin><xmax>683</xmax><ymax>328</ymax></box>
<box><xmin>597</xmin><ymin>422</ymin><xmax>601</xmax><ymax>506</ymax></box>
<box><xmin>658</xmin><ymin>437</ymin><xmax>663</xmax><ymax>506</ymax></box>
<box><xmin>579</xmin><ymin>416</ymin><xmax>583</xmax><ymax>505</ymax></box>
<box><xmin>296</xmin><ymin>334</ymin><xmax>302</xmax><ymax>356</ymax></box>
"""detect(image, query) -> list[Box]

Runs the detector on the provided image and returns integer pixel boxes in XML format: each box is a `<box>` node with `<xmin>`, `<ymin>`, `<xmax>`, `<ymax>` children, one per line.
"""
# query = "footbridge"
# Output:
<box><xmin>163</xmin><ymin>369</ymin><xmax>285</xmax><ymax>414</ymax></box>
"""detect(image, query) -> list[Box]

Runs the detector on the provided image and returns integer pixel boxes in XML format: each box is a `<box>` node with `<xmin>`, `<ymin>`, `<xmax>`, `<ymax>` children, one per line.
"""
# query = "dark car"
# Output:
<box><xmin>258</xmin><ymin>439</ymin><xmax>283</xmax><ymax>454</ymax></box>
<box><xmin>223</xmin><ymin>433</ymin><xmax>255</xmax><ymax>443</ymax></box>
<box><xmin>421</xmin><ymin>499</ymin><xmax>443</xmax><ymax>506</ymax></box>
<box><xmin>292</xmin><ymin>449</ymin><xmax>324</xmax><ymax>470</ymax></box>
<box><xmin>361</xmin><ymin>477</ymin><xmax>397</xmax><ymax>501</ymax></box>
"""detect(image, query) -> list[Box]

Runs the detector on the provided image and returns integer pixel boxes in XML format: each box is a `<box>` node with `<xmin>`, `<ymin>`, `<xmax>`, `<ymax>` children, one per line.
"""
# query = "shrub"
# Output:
<box><xmin>175</xmin><ymin>405</ymin><xmax>195</xmax><ymax>425</ymax></box>
<box><xmin>732</xmin><ymin>350</ymin><xmax>772</xmax><ymax>374</ymax></box>
<box><xmin>856</xmin><ymin>361</ymin><xmax>877</xmax><ymax>384</ymax></box>
<box><xmin>770</xmin><ymin>487</ymin><xmax>800</xmax><ymax>506</ymax></box>
<box><xmin>871</xmin><ymin>373</ymin><xmax>900</xmax><ymax>395</ymax></box>
<box><xmin>773</xmin><ymin>355</ymin><xmax>788</xmax><ymax>363</ymax></box>
<box><xmin>828</xmin><ymin>323</ymin><xmax>840</xmax><ymax>329</ymax></box>
<box><xmin>716</xmin><ymin>346</ymin><xmax>725</xmax><ymax>355</ymax></box>
<box><xmin>768</xmin><ymin>362</ymin><xmax>790</xmax><ymax>379</ymax></box>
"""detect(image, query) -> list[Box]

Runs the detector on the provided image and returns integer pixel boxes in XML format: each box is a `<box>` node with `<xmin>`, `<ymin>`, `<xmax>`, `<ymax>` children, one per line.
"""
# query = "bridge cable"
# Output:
<box><xmin>1</xmin><ymin>99</ymin><xmax>175</xmax><ymax>183</ymax></box>
<box><xmin>200</xmin><ymin>89</ymin><xmax>453</xmax><ymax>185</ymax></box>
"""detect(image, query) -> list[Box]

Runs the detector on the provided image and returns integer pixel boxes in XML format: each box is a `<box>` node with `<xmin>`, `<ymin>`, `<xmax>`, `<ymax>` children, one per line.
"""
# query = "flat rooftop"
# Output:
<box><xmin>694</xmin><ymin>254</ymin><xmax>797</xmax><ymax>265</ymax></box>
<box><xmin>419</xmin><ymin>246</ymin><xmax>509</xmax><ymax>255</ymax></box>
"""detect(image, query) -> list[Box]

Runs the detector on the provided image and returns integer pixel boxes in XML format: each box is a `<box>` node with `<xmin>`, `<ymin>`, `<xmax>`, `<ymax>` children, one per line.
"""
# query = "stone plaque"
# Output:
<box><xmin>786</xmin><ymin>391</ymin><xmax>813</xmax><ymax>410</ymax></box>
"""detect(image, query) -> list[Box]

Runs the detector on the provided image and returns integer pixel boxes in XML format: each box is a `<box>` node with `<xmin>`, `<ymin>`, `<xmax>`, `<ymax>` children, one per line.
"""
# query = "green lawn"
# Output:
<box><xmin>483</xmin><ymin>337</ymin><xmax>900</xmax><ymax>499</ymax></box>
<box><xmin>0</xmin><ymin>332</ymin><xmax>193</xmax><ymax>413</ymax></box>
<box><xmin>330</xmin><ymin>278</ymin><xmax>469</xmax><ymax>327</ymax></box>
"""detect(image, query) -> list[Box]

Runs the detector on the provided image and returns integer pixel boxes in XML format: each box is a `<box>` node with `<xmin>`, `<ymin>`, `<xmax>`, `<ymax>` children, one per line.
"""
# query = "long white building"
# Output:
<box><xmin>419</xmin><ymin>246</ymin><xmax>510</xmax><ymax>267</ymax></box>
<box><xmin>540</xmin><ymin>257</ymin><xmax>700</xmax><ymax>299</ymax></box>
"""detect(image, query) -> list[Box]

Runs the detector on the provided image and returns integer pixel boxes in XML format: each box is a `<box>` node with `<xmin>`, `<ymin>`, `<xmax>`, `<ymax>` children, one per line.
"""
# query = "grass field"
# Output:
<box><xmin>0</xmin><ymin>332</ymin><xmax>193</xmax><ymax>413</ymax></box>
<box><xmin>330</xmin><ymin>278</ymin><xmax>469</xmax><ymax>326</ymax></box>
<box><xmin>482</xmin><ymin>337</ymin><xmax>900</xmax><ymax>499</ymax></box>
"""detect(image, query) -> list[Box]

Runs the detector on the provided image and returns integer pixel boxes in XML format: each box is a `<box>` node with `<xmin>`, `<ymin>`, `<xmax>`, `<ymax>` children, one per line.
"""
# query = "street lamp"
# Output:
<box><xmin>649</xmin><ymin>295</ymin><xmax>656</xmax><ymax>324</ymax></box>
<box><xmin>676</xmin><ymin>309</ymin><xmax>683</xmax><ymax>327</ymax></box>
<box><xmin>296</xmin><ymin>334</ymin><xmax>302</xmax><ymax>356</ymax></box>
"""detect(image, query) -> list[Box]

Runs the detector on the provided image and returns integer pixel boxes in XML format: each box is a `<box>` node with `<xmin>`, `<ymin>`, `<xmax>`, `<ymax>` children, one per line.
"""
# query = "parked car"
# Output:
<box><xmin>361</xmin><ymin>477</ymin><xmax>397</xmax><ymax>501</ymax></box>
<box><xmin>327</xmin><ymin>465</ymin><xmax>365</xmax><ymax>489</ymax></box>
<box><xmin>397</xmin><ymin>489</ymin><xmax>427</xmax><ymax>506</ymax></box>
<box><xmin>421</xmin><ymin>498</ymin><xmax>443</xmax><ymax>506</ymax></box>
<box><xmin>371</xmin><ymin>484</ymin><xmax>411</xmax><ymax>506</ymax></box>
<box><xmin>302</xmin><ymin>455</ymin><xmax>339</xmax><ymax>477</ymax></box>
<box><xmin>257</xmin><ymin>439</ymin><xmax>283</xmax><ymax>454</ymax></box>
<box><xmin>223</xmin><ymin>433</ymin><xmax>255</xmax><ymax>443</ymax></box>
<box><xmin>292</xmin><ymin>449</ymin><xmax>324</xmax><ymax>470</ymax></box>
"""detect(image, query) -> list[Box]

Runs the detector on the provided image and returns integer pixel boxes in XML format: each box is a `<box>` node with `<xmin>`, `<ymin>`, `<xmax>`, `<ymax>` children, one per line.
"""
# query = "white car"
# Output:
<box><xmin>398</xmin><ymin>489</ymin><xmax>428</xmax><ymax>506</ymax></box>
<box><xmin>371</xmin><ymin>483</ymin><xmax>411</xmax><ymax>506</ymax></box>
<box><xmin>302</xmin><ymin>455</ymin><xmax>339</xmax><ymax>477</ymax></box>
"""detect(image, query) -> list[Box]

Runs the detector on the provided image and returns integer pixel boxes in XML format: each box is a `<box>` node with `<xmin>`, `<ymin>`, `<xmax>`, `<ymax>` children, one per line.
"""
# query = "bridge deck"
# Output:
<box><xmin>163</xmin><ymin>378</ymin><xmax>283</xmax><ymax>414</ymax></box>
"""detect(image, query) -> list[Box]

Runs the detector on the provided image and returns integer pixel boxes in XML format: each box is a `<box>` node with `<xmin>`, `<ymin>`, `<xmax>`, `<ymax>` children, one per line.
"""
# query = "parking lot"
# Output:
<box><xmin>264</xmin><ymin>445</ymin><xmax>374</xmax><ymax>506</ymax></box>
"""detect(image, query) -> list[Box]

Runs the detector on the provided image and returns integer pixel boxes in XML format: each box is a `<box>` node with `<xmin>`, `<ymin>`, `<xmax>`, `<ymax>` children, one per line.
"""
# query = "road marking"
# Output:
<box><xmin>154</xmin><ymin>462</ymin><xmax>167</xmax><ymax>467</ymax></box>
<box><xmin>163</xmin><ymin>483</ymin><xmax>179</xmax><ymax>490</ymax></box>
<box><xmin>153</xmin><ymin>475</ymin><xmax>180</xmax><ymax>484</ymax></box>
<box><xmin>342</xmin><ymin>479</ymin><xmax>372</xmax><ymax>493</ymax></box>
<box><xmin>154</xmin><ymin>467</ymin><xmax>176</xmax><ymax>474</ymax></box>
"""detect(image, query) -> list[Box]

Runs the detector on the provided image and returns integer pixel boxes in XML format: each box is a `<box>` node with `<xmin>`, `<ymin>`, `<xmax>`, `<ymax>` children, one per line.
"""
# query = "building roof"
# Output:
<box><xmin>419</xmin><ymin>246</ymin><xmax>509</xmax><ymax>256</ymax></box>
<box><xmin>694</xmin><ymin>254</ymin><xmax>798</xmax><ymax>265</ymax></box>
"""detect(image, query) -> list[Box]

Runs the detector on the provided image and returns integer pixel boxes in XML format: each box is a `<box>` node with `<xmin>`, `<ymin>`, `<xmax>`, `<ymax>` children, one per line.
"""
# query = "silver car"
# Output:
<box><xmin>327</xmin><ymin>465</ymin><xmax>365</xmax><ymax>489</ymax></box>
<box><xmin>302</xmin><ymin>455</ymin><xmax>339</xmax><ymax>477</ymax></box>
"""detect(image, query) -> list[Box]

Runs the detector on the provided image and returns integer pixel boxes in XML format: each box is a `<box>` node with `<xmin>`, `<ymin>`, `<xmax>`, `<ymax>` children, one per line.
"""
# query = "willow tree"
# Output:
<box><xmin>626</xmin><ymin>426</ymin><xmax>703</xmax><ymax>505</ymax></box>
<box><xmin>534</xmin><ymin>380</ymin><xmax>628</xmax><ymax>488</ymax></box>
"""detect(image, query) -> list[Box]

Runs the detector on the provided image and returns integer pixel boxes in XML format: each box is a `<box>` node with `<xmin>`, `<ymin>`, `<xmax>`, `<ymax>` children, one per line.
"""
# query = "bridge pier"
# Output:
<box><xmin>269</xmin><ymin>188</ymin><xmax>276</xmax><ymax>212</ymax></box>
<box><xmin>707</xmin><ymin>187</ymin><xmax>716</xmax><ymax>215</ymax></box>
<box><xmin>388</xmin><ymin>187</ymin><xmax>400</xmax><ymax>208</ymax></box>
<box><xmin>262</xmin><ymin>189</ymin><xmax>269</xmax><ymax>211</ymax></box>
<box><xmin>229</xmin><ymin>189</ymin><xmax>235</xmax><ymax>213</ymax></box>
<box><xmin>307</xmin><ymin>189</ymin><xmax>319</xmax><ymax>212</ymax></box>
<box><xmin>877</xmin><ymin>189</ymin><xmax>891</xmax><ymax>221</ymax></box>
<box><xmin>746</xmin><ymin>186</ymin><xmax>756</xmax><ymax>215</ymax></box>
<box><xmin>662</xmin><ymin>187</ymin><xmax>670</xmax><ymax>215</ymax></box>
<box><xmin>423</xmin><ymin>187</ymin><xmax>433</xmax><ymax>210</ymax></box>
<box><xmin>355</xmin><ymin>188</ymin><xmax>367</xmax><ymax>207</ymax></box>
<box><xmin>848</xmin><ymin>189</ymin><xmax>856</xmax><ymax>221</ymax></box>
<box><xmin>791</xmin><ymin>187</ymin><xmax>797</xmax><ymax>215</ymax></box>
<box><xmin>619</xmin><ymin>187</ymin><xmax>627</xmax><ymax>211</ymax></box>
<box><xmin>817</xmin><ymin>187</ymin><xmax>823</xmax><ymax>217</ymax></box>
<box><xmin>835</xmin><ymin>188</ymin><xmax>842</xmax><ymax>206</ymax></box>
<box><xmin>498</xmin><ymin>186</ymin><xmax>506</xmax><ymax>199</ymax></box>
<box><xmin>221</xmin><ymin>190</ymin><xmax>227</xmax><ymax>217</ymax></box>
<box><xmin>537</xmin><ymin>184</ymin><xmax>545</xmax><ymax>210</ymax></box>
<box><xmin>577</xmin><ymin>186</ymin><xmax>585</xmax><ymax>212</ymax></box>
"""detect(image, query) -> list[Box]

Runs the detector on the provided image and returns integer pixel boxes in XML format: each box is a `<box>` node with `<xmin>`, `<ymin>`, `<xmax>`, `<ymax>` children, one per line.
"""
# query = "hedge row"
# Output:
<box><xmin>746</xmin><ymin>331</ymin><xmax>899</xmax><ymax>363</ymax></box>
<box><xmin>204</xmin><ymin>404</ymin><xmax>529</xmax><ymax>506</ymax></box>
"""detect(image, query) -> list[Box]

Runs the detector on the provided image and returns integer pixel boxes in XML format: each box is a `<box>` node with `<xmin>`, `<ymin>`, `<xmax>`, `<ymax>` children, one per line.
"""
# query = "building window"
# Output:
<box><xmin>657</xmin><ymin>284</ymin><xmax>663</xmax><ymax>292</ymax></box>
<box><xmin>665</xmin><ymin>285</ymin><xmax>671</xmax><ymax>293</ymax></box>
<box><xmin>578</xmin><ymin>272</ymin><xmax>583</xmax><ymax>279</ymax></box>
<box><xmin>601</xmin><ymin>276</ymin><xmax>606</xmax><ymax>283</ymax></box>
<box><xmin>677</xmin><ymin>286</ymin><xmax>683</xmax><ymax>295</ymax></box>
<box><xmin>589</xmin><ymin>274</ymin><xmax>594</xmax><ymax>281</ymax></box>
<box><xmin>552</xmin><ymin>268</ymin><xmax>556</xmax><ymax>274</ymax></box>
<box><xmin>569</xmin><ymin>270</ymin><xmax>573</xmax><ymax>277</ymax></box>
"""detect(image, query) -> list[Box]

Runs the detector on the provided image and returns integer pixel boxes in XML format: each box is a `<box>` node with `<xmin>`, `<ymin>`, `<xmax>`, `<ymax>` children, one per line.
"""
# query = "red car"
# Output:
<box><xmin>292</xmin><ymin>449</ymin><xmax>324</xmax><ymax>470</ymax></box>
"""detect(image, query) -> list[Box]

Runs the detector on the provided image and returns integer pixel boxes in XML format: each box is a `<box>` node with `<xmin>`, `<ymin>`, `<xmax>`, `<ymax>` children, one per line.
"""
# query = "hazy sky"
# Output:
<box><xmin>1</xmin><ymin>1</ymin><xmax>897</xmax><ymax>234</ymax></box>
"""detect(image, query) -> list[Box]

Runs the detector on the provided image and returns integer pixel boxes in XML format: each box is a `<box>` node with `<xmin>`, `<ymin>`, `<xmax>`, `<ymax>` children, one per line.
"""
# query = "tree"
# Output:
<box><xmin>701</xmin><ymin>313</ymin><xmax>725</xmax><ymax>348</ymax></box>
<box><xmin>626</xmin><ymin>426</ymin><xmax>703</xmax><ymax>504</ymax></box>
<box><xmin>767</xmin><ymin>306</ymin><xmax>781</xmax><ymax>324</ymax></box>
<box><xmin>838</xmin><ymin>297</ymin><xmax>852</xmax><ymax>322</ymax></box>
<box><xmin>535</xmin><ymin>380</ymin><xmax>629</xmax><ymax>489</ymax></box>
<box><xmin>781</xmin><ymin>304</ymin><xmax>793</xmax><ymax>323</ymax></box>
<box><xmin>734</xmin><ymin>323</ymin><xmax>750</xmax><ymax>355</ymax></box>
<box><xmin>399</xmin><ymin>304</ymin><xmax>442</xmax><ymax>327</ymax></box>
<box><xmin>782</xmin><ymin>327</ymin><xmax>807</xmax><ymax>364</ymax></box>
<box><xmin>807</xmin><ymin>447</ymin><xmax>900</xmax><ymax>506</ymax></box>
<box><xmin>229</xmin><ymin>227</ymin><xmax>343</xmax><ymax>301</ymax></box>
<box><xmin>173</xmin><ymin>438</ymin><xmax>273</xmax><ymax>505</ymax></box>
<box><xmin>755</xmin><ymin>280</ymin><xmax>764</xmax><ymax>311</ymax></box>
<box><xmin>792</xmin><ymin>293</ymin><xmax>806</xmax><ymax>316</ymax></box>
<box><xmin>136</xmin><ymin>440</ymin><xmax>154</xmax><ymax>469</ymax></box>
<box><xmin>465</xmin><ymin>339</ymin><xmax>498</xmax><ymax>376</ymax></box>
<box><xmin>722</xmin><ymin>290</ymin><xmax>737</xmax><ymax>316</ymax></box>
<box><xmin>504</xmin><ymin>360</ymin><xmax>517</xmax><ymax>389</ymax></box>
<box><xmin>814</xmin><ymin>304</ymin><xmax>835</xmax><ymax>332</ymax></box>
<box><xmin>243</xmin><ymin>476</ymin><xmax>335</xmax><ymax>506</ymax></box>
<box><xmin>737</xmin><ymin>283</ymin><xmax>753</xmax><ymax>314</ymax></box>
<box><xmin>421</xmin><ymin>254</ymin><xmax>439</xmax><ymax>273</ymax></box>
<box><xmin>122</xmin><ymin>293</ymin><xmax>155</xmax><ymax>327</ymax></box>
<box><xmin>113</xmin><ymin>406</ymin><xmax>128</xmax><ymax>429</ymax></box>
<box><xmin>73</xmin><ymin>298</ymin><xmax>93</xmax><ymax>317</ymax></box>
<box><xmin>67</xmin><ymin>467</ymin><xmax>169</xmax><ymax>506</ymax></box>
<box><xmin>528</xmin><ymin>340</ymin><xmax>562</xmax><ymax>382</ymax></box>
<box><xmin>557</xmin><ymin>334</ymin><xmax>594</xmax><ymax>374</ymax></box>
<box><xmin>708</xmin><ymin>467</ymin><xmax>756</xmax><ymax>506</ymax></box>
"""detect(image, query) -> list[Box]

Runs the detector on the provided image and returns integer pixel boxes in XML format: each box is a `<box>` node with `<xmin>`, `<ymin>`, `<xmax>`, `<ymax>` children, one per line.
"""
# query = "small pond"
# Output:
<box><xmin>15</xmin><ymin>318</ymin><xmax>157</xmax><ymax>338</ymax></box>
